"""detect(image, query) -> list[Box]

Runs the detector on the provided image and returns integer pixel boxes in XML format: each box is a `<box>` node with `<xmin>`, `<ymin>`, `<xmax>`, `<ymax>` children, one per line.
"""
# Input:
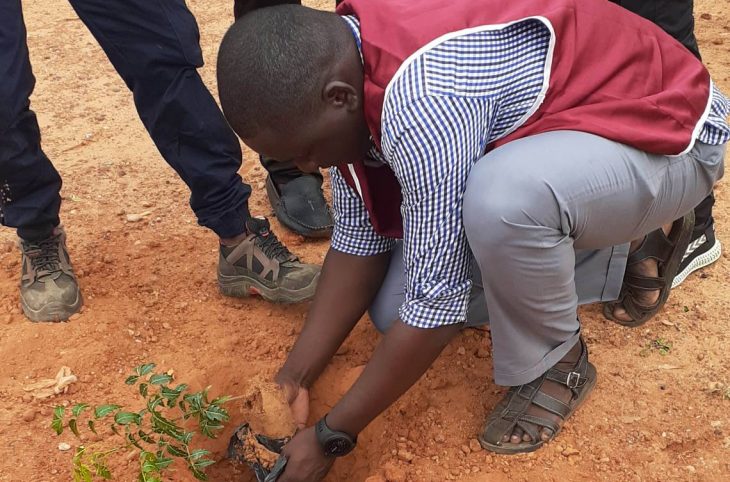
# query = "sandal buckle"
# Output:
<box><xmin>566</xmin><ymin>371</ymin><xmax>581</xmax><ymax>388</ymax></box>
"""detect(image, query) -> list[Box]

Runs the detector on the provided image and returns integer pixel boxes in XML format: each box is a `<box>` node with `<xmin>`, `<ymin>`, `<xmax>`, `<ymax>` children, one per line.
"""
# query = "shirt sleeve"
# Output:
<box><xmin>329</xmin><ymin>165</ymin><xmax>397</xmax><ymax>256</ymax></box>
<box><xmin>381</xmin><ymin>95</ymin><xmax>494</xmax><ymax>328</ymax></box>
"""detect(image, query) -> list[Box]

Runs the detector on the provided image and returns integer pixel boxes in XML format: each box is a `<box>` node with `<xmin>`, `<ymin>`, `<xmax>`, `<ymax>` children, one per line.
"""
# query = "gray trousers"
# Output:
<box><xmin>368</xmin><ymin>131</ymin><xmax>725</xmax><ymax>386</ymax></box>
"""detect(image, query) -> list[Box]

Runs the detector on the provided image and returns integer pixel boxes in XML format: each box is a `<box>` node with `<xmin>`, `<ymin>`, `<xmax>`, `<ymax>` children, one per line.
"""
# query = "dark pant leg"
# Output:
<box><xmin>68</xmin><ymin>0</ymin><xmax>251</xmax><ymax>239</ymax></box>
<box><xmin>611</xmin><ymin>0</ymin><xmax>701</xmax><ymax>59</ymax></box>
<box><xmin>232</xmin><ymin>0</ymin><xmax>320</xmax><ymax>185</ymax></box>
<box><xmin>0</xmin><ymin>0</ymin><xmax>61</xmax><ymax>241</ymax></box>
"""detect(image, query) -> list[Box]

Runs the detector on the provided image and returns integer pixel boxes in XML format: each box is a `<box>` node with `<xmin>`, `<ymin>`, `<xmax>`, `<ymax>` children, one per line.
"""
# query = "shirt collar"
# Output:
<box><xmin>341</xmin><ymin>15</ymin><xmax>363</xmax><ymax>65</ymax></box>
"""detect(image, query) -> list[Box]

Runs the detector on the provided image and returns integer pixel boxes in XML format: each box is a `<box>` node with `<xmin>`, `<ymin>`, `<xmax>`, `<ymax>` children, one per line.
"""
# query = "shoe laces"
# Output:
<box><xmin>23</xmin><ymin>236</ymin><xmax>62</xmax><ymax>276</ymax></box>
<box><xmin>254</xmin><ymin>231</ymin><xmax>295</xmax><ymax>263</ymax></box>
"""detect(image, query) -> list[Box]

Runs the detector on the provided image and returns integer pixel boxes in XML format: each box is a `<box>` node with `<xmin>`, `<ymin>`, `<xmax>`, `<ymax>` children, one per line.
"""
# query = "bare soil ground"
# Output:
<box><xmin>1</xmin><ymin>1</ymin><xmax>729</xmax><ymax>481</ymax></box>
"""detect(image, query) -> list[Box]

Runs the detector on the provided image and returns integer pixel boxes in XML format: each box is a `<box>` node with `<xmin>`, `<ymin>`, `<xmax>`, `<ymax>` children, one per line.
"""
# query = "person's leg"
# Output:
<box><xmin>368</xmin><ymin>241</ymin><xmax>487</xmax><ymax>332</ymax></box>
<box><xmin>232</xmin><ymin>1</ymin><xmax>333</xmax><ymax>237</ymax></box>
<box><xmin>463</xmin><ymin>131</ymin><xmax>724</xmax><ymax>449</ymax></box>
<box><xmin>0</xmin><ymin>0</ymin><xmax>81</xmax><ymax>322</ymax></box>
<box><xmin>610</xmin><ymin>0</ymin><xmax>719</xmax><ymax>286</ymax></box>
<box><xmin>68</xmin><ymin>0</ymin><xmax>320</xmax><ymax>302</ymax></box>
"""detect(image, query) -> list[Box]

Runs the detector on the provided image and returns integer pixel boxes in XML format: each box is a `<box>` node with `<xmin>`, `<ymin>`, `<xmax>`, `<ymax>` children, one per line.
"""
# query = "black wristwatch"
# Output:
<box><xmin>314</xmin><ymin>415</ymin><xmax>357</xmax><ymax>457</ymax></box>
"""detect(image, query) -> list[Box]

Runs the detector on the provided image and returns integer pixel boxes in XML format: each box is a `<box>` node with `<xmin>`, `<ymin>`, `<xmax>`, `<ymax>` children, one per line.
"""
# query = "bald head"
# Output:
<box><xmin>217</xmin><ymin>5</ymin><xmax>351</xmax><ymax>140</ymax></box>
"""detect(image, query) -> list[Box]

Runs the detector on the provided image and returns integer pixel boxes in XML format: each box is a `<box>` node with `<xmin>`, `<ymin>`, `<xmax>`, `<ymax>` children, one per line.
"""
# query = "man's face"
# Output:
<box><xmin>243</xmin><ymin>84</ymin><xmax>372</xmax><ymax>172</ymax></box>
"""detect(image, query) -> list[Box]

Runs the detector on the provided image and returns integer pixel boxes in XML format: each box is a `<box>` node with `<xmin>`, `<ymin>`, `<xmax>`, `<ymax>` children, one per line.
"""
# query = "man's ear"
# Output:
<box><xmin>323</xmin><ymin>81</ymin><xmax>360</xmax><ymax>111</ymax></box>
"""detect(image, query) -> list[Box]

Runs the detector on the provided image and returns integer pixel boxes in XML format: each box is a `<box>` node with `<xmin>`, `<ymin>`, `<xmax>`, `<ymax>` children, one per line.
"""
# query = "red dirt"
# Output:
<box><xmin>1</xmin><ymin>1</ymin><xmax>729</xmax><ymax>481</ymax></box>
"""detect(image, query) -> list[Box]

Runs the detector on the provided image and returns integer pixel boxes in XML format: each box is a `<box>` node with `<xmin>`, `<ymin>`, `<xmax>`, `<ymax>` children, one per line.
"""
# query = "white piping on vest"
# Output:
<box><xmin>381</xmin><ymin>16</ymin><xmax>556</xmax><ymax>141</ymax></box>
<box><xmin>347</xmin><ymin>163</ymin><xmax>364</xmax><ymax>198</ymax></box>
<box><xmin>675</xmin><ymin>78</ymin><xmax>715</xmax><ymax>157</ymax></box>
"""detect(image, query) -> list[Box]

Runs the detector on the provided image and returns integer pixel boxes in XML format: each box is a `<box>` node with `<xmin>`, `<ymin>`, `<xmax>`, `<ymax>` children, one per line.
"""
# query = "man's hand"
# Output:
<box><xmin>277</xmin><ymin>426</ymin><xmax>334</xmax><ymax>482</ymax></box>
<box><xmin>276</xmin><ymin>372</ymin><xmax>310</xmax><ymax>429</ymax></box>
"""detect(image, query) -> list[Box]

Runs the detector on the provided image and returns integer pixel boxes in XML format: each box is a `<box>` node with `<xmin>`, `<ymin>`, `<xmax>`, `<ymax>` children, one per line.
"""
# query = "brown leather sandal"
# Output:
<box><xmin>479</xmin><ymin>338</ymin><xmax>597</xmax><ymax>455</ymax></box>
<box><xmin>603</xmin><ymin>211</ymin><xmax>695</xmax><ymax>327</ymax></box>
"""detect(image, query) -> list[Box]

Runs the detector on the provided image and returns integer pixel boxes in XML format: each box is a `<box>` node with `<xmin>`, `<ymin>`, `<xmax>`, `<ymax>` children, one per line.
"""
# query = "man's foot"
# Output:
<box><xmin>266</xmin><ymin>174</ymin><xmax>333</xmax><ymax>238</ymax></box>
<box><xmin>19</xmin><ymin>226</ymin><xmax>82</xmax><ymax>322</ymax></box>
<box><xmin>604</xmin><ymin>212</ymin><xmax>694</xmax><ymax>327</ymax></box>
<box><xmin>479</xmin><ymin>338</ymin><xmax>596</xmax><ymax>454</ymax></box>
<box><xmin>672</xmin><ymin>222</ymin><xmax>722</xmax><ymax>288</ymax></box>
<box><xmin>218</xmin><ymin>217</ymin><xmax>320</xmax><ymax>303</ymax></box>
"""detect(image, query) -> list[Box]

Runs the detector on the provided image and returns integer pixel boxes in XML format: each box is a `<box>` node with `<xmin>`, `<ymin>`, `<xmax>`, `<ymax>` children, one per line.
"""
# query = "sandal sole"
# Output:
<box><xmin>478</xmin><ymin>362</ymin><xmax>598</xmax><ymax>455</ymax></box>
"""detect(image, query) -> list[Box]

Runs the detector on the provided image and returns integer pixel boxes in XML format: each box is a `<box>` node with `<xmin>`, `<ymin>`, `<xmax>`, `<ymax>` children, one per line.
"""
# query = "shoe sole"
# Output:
<box><xmin>671</xmin><ymin>238</ymin><xmax>722</xmax><ymax>289</ymax></box>
<box><xmin>20</xmin><ymin>291</ymin><xmax>83</xmax><ymax>323</ymax></box>
<box><xmin>218</xmin><ymin>271</ymin><xmax>320</xmax><ymax>304</ymax></box>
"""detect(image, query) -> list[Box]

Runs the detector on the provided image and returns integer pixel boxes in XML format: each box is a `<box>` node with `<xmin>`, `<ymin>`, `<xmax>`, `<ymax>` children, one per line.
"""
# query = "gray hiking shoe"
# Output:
<box><xmin>19</xmin><ymin>226</ymin><xmax>82</xmax><ymax>322</ymax></box>
<box><xmin>217</xmin><ymin>217</ymin><xmax>320</xmax><ymax>303</ymax></box>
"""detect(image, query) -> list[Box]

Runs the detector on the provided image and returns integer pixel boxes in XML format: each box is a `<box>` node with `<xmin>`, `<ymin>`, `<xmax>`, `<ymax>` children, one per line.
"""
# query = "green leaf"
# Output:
<box><xmin>149</xmin><ymin>373</ymin><xmax>173</xmax><ymax>385</ymax></box>
<box><xmin>139</xmin><ymin>383</ymin><xmax>149</xmax><ymax>397</ymax></box>
<box><xmin>114</xmin><ymin>411</ymin><xmax>142</xmax><ymax>426</ymax></box>
<box><xmin>138</xmin><ymin>430</ymin><xmax>155</xmax><ymax>444</ymax></box>
<box><xmin>166</xmin><ymin>444</ymin><xmax>187</xmax><ymax>457</ymax></box>
<box><xmin>51</xmin><ymin>406</ymin><xmax>65</xmax><ymax>435</ymax></box>
<box><xmin>72</xmin><ymin>403</ymin><xmax>89</xmax><ymax>418</ymax></box>
<box><xmin>189</xmin><ymin>449</ymin><xmax>210</xmax><ymax>460</ymax></box>
<box><xmin>94</xmin><ymin>404</ymin><xmax>122</xmax><ymax>419</ymax></box>
<box><xmin>87</xmin><ymin>419</ymin><xmax>97</xmax><ymax>434</ymax></box>
<box><xmin>73</xmin><ymin>464</ymin><xmax>93</xmax><ymax>482</ymax></box>
<box><xmin>69</xmin><ymin>418</ymin><xmax>80</xmax><ymax>437</ymax></box>
<box><xmin>125</xmin><ymin>375</ymin><xmax>139</xmax><ymax>385</ymax></box>
<box><xmin>203</xmin><ymin>405</ymin><xmax>229</xmax><ymax>423</ymax></box>
<box><xmin>127</xmin><ymin>432</ymin><xmax>145</xmax><ymax>451</ymax></box>
<box><xmin>135</xmin><ymin>363</ymin><xmax>156</xmax><ymax>377</ymax></box>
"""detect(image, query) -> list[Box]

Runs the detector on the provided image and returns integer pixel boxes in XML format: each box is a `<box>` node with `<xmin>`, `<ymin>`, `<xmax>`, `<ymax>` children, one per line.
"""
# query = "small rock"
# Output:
<box><xmin>69</xmin><ymin>313</ymin><xmax>81</xmax><ymax>321</ymax></box>
<box><xmin>397</xmin><ymin>449</ymin><xmax>415</xmax><ymax>462</ymax></box>
<box><xmin>562</xmin><ymin>447</ymin><xmax>580</xmax><ymax>457</ymax></box>
<box><xmin>468</xmin><ymin>439</ymin><xmax>482</xmax><ymax>452</ymax></box>
<box><xmin>22</xmin><ymin>409</ymin><xmax>36</xmax><ymax>422</ymax></box>
<box><xmin>162</xmin><ymin>322</ymin><xmax>172</xmax><ymax>329</ymax></box>
<box><xmin>434</xmin><ymin>433</ymin><xmax>446</xmax><ymax>443</ymax></box>
<box><xmin>457</xmin><ymin>346</ymin><xmax>466</xmax><ymax>356</ymax></box>
<box><xmin>460</xmin><ymin>445</ymin><xmax>471</xmax><ymax>455</ymax></box>
<box><xmin>699</xmin><ymin>13</ymin><xmax>712</xmax><ymax>20</ymax></box>
<box><xmin>685</xmin><ymin>465</ymin><xmax>696</xmax><ymax>474</ymax></box>
<box><xmin>141</xmin><ymin>201</ymin><xmax>153</xmax><ymax>208</ymax></box>
<box><xmin>58</xmin><ymin>442</ymin><xmax>72</xmax><ymax>451</ymax></box>
<box><xmin>476</xmin><ymin>348</ymin><xmax>489</xmax><ymax>358</ymax></box>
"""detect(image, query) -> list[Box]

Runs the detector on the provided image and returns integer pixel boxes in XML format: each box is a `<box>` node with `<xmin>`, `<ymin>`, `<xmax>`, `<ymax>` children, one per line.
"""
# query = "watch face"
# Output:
<box><xmin>325</xmin><ymin>437</ymin><xmax>354</xmax><ymax>456</ymax></box>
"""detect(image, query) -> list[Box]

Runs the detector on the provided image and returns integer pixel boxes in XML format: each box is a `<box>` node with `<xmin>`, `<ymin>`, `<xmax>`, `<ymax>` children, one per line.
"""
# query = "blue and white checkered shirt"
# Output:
<box><xmin>332</xmin><ymin>15</ymin><xmax>730</xmax><ymax>329</ymax></box>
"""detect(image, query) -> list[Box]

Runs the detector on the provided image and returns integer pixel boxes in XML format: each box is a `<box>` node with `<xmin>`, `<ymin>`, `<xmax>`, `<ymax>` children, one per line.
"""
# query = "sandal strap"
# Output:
<box><xmin>627</xmin><ymin>228</ymin><xmax>674</xmax><ymax>267</ymax></box>
<box><xmin>622</xmin><ymin>273</ymin><xmax>667</xmax><ymax>292</ymax></box>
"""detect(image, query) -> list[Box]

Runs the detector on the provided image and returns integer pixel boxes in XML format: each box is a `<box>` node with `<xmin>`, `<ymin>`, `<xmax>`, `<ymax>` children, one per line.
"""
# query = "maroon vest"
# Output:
<box><xmin>336</xmin><ymin>0</ymin><xmax>712</xmax><ymax>238</ymax></box>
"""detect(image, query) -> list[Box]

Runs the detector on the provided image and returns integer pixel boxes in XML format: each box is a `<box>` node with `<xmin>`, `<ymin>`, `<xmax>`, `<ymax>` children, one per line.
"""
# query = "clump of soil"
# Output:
<box><xmin>242</xmin><ymin>376</ymin><xmax>296</xmax><ymax>438</ymax></box>
<box><xmin>233</xmin><ymin>426</ymin><xmax>280</xmax><ymax>470</ymax></box>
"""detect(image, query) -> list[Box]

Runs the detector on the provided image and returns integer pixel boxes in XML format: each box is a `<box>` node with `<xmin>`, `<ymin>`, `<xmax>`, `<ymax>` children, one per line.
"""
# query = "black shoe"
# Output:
<box><xmin>672</xmin><ymin>222</ymin><xmax>721</xmax><ymax>288</ymax></box>
<box><xmin>266</xmin><ymin>175</ymin><xmax>333</xmax><ymax>238</ymax></box>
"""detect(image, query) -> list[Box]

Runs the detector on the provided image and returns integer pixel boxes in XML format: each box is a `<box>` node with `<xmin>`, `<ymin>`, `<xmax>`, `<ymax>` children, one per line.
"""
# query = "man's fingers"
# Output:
<box><xmin>290</xmin><ymin>387</ymin><xmax>310</xmax><ymax>428</ymax></box>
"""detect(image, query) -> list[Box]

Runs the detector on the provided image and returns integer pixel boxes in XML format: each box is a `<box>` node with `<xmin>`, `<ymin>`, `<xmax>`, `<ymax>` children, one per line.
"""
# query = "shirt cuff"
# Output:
<box><xmin>398</xmin><ymin>286</ymin><xmax>471</xmax><ymax>328</ymax></box>
<box><xmin>331</xmin><ymin>226</ymin><xmax>397</xmax><ymax>256</ymax></box>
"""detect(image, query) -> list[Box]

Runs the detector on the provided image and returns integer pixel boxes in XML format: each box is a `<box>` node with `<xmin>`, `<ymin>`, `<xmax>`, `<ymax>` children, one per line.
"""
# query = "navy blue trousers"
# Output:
<box><xmin>0</xmin><ymin>0</ymin><xmax>251</xmax><ymax>241</ymax></box>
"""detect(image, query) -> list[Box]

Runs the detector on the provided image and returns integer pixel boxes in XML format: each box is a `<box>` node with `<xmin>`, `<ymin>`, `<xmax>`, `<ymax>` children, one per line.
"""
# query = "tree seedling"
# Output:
<box><xmin>51</xmin><ymin>363</ymin><xmax>236</xmax><ymax>481</ymax></box>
